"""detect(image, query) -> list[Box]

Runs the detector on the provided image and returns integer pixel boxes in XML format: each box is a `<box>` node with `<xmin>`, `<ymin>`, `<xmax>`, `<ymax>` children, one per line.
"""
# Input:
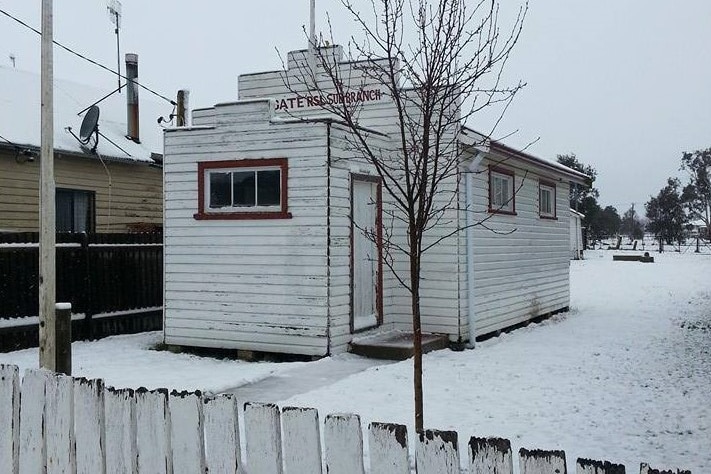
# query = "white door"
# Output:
<box><xmin>352</xmin><ymin>179</ymin><xmax>379</xmax><ymax>331</ymax></box>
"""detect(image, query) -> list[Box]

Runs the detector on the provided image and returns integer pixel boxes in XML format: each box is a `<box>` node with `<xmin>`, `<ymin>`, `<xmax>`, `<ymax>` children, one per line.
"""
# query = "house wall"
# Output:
<box><xmin>238</xmin><ymin>48</ymin><xmax>465</xmax><ymax>345</ymax></box>
<box><xmin>162</xmin><ymin>100</ymin><xmax>332</xmax><ymax>356</ymax></box>
<box><xmin>0</xmin><ymin>150</ymin><xmax>162</xmax><ymax>232</ymax></box>
<box><xmin>570</xmin><ymin>213</ymin><xmax>584</xmax><ymax>259</ymax></box>
<box><xmin>468</xmin><ymin>154</ymin><xmax>571</xmax><ymax>337</ymax></box>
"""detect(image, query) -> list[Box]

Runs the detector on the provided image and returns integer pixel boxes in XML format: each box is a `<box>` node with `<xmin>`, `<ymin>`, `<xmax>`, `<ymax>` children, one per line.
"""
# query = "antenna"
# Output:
<box><xmin>107</xmin><ymin>0</ymin><xmax>122</xmax><ymax>92</ymax></box>
<box><xmin>9</xmin><ymin>53</ymin><xmax>16</xmax><ymax>68</ymax></box>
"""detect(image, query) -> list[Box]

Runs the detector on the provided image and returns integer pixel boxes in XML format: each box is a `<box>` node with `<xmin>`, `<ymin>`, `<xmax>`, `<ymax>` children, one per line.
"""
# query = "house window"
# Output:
<box><xmin>195</xmin><ymin>158</ymin><xmax>291</xmax><ymax>220</ymax></box>
<box><xmin>488</xmin><ymin>167</ymin><xmax>515</xmax><ymax>214</ymax></box>
<box><xmin>539</xmin><ymin>181</ymin><xmax>557</xmax><ymax>219</ymax></box>
<box><xmin>56</xmin><ymin>188</ymin><xmax>95</xmax><ymax>232</ymax></box>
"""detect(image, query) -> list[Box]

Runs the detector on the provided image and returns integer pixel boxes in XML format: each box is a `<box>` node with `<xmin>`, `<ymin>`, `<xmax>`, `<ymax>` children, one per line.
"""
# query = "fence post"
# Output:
<box><xmin>368</xmin><ymin>422</ymin><xmax>409</xmax><ymax>474</ymax></box>
<box><xmin>55</xmin><ymin>303</ymin><xmax>71</xmax><ymax>376</ymax></box>
<box><xmin>244</xmin><ymin>402</ymin><xmax>283</xmax><ymax>474</ymax></box>
<box><xmin>324</xmin><ymin>413</ymin><xmax>365</xmax><ymax>474</ymax></box>
<box><xmin>169</xmin><ymin>391</ymin><xmax>205</xmax><ymax>474</ymax></box>
<box><xmin>19</xmin><ymin>369</ymin><xmax>47</xmax><ymax>474</ymax></box>
<box><xmin>73</xmin><ymin>378</ymin><xmax>105</xmax><ymax>474</ymax></box>
<box><xmin>469</xmin><ymin>437</ymin><xmax>513</xmax><ymax>474</ymax></box>
<box><xmin>135</xmin><ymin>388</ymin><xmax>172</xmax><ymax>474</ymax></box>
<box><xmin>203</xmin><ymin>395</ymin><xmax>241</xmax><ymax>474</ymax></box>
<box><xmin>416</xmin><ymin>429</ymin><xmax>459</xmax><ymax>474</ymax></box>
<box><xmin>576</xmin><ymin>458</ymin><xmax>625</xmax><ymax>473</ymax></box>
<box><xmin>45</xmin><ymin>373</ymin><xmax>75</xmax><ymax>474</ymax></box>
<box><xmin>104</xmin><ymin>388</ymin><xmax>137</xmax><ymax>474</ymax></box>
<box><xmin>0</xmin><ymin>365</ymin><xmax>20</xmax><ymax>474</ymax></box>
<box><xmin>282</xmin><ymin>407</ymin><xmax>323</xmax><ymax>474</ymax></box>
<box><xmin>640</xmin><ymin>464</ymin><xmax>691</xmax><ymax>474</ymax></box>
<box><xmin>519</xmin><ymin>448</ymin><xmax>567</xmax><ymax>474</ymax></box>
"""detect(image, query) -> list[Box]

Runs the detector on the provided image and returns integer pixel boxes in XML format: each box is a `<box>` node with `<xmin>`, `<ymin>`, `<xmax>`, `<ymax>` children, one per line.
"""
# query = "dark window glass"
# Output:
<box><xmin>209</xmin><ymin>172</ymin><xmax>231</xmax><ymax>208</ymax></box>
<box><xmin>257</xmin><ymin>170</ymin><xmax>281</xmax><ymax>206</ymax></box>
<box><xmin>56</xmin><ymin>189</ymin><xmax>94</xmax><ymax>232</ymax></box>
<box><xmin>232</xmin><ymin>171</ymin><xmax>256</xmax><ymax>207</ymax></box>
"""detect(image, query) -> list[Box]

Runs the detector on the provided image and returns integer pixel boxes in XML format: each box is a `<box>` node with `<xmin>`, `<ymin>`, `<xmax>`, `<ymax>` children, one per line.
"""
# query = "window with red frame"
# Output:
<box><xmin>194</xmin><ymin>158</ymin><xmax>290</xmax><ymax>220</ymax></box>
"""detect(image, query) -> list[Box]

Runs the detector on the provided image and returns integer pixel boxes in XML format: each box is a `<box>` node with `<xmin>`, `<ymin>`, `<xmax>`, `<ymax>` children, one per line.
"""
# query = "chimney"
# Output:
<box><xmin>125</xmin><ymin>53</ymin><xmax>140</xmax><ymax>143</ymax></box>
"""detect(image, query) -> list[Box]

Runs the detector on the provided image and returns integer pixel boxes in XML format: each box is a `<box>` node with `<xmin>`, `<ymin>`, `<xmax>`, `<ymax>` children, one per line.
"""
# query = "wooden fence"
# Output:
<box><xmin>0</xmin><ymin>365</ymin><xmax>691</xmax><ymax>474</ymax></box>
<box><xmin>0</xmin><ymin>232</ymin><xmax>162</xmax><ymax>350</ymax></box>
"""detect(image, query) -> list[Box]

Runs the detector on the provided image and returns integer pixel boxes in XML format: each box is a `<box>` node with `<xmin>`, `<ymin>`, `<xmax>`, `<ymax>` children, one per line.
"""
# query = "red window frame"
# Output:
<box><xmin>538</xmin><ymin>180</ymin><xmax>557</xmax><ymax>220</ymax></box>
<box><xmin>194</xmin><ymin>158</ymin><xmax>292</xmax><ymax>220</ymax></box>
<box><xmin>488</xmin><ymin>165</ymin><xmax>517</xmax><ymax>215</ymax></box>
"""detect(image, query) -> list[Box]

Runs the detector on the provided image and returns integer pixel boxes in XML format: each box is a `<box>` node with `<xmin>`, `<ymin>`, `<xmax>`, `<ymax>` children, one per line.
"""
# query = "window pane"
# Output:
<box><xmin>56</xmin><ymin>190</ymin><xmax>73</xmax><ymax>232</ymax></box>
<box><xmin>257</xmin><ymin>170</ymin><xmax>281</xmax><ymax>206</ymax></box>
<box><xmin>209</xmin><ymin>172</ymin><xmax>232</xmax><ymax>208</ymax></box>
<box><xmin>73</xmin><ymin>192</ymin><xmax>89</xmax><ymax>232</ymax></box>
<box><xmin>233</xmin><ymin>171</ymin><xmax>256</xmax><ymax>207</ymax></box>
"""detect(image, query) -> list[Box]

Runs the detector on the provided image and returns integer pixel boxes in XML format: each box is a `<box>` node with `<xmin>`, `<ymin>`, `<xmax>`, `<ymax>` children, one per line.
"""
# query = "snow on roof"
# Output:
<box><xmin>0</xmin><ymin>65</ymin><xmax>167</xmax><ymax>164</ymax></box>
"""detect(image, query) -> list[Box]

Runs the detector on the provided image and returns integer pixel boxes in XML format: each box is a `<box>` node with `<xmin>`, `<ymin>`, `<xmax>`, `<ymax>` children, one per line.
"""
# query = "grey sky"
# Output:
<box><xmin>1</xmin><ymin>1</ymin><xmax>709</xmax><ymax>215</ymax></box>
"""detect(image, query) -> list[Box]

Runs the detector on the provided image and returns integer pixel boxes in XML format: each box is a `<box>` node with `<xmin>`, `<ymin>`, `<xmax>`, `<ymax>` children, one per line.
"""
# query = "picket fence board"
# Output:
<box><xmin>519</xmin><ymin>448</ymin><xmax>567</xmax><ymax>474</ymax></box>
<box><xmin>324</xmin><ymin>413</ymin><xmax>365</xmax><ymax>474</ymax></box>
<box><xmin>368</xmin><ymin>422</ymin><xmax>409</xmax><ymax>474</ymax></box>
<box><xmin>104</xmin><ymin>387</ymin><xmax>137</xmax><ymax>474</ymax></box>
<box><xmin>204</xmin><ymin>395</ymin><xmax>241</xmax><ymax>474</ymax></box>
<box><xmin>45</xmin><ymin>374</ymin><xmax>74</xmax><ymax>474</ymax></box>
<box><xmin>282</xmin><ymin>406</ymin><xmax>323</xmax><ymax>474</ymax></box>
<box><xmin>0</xmin><ymin>365</ymin><xmax>20</xmax><ymax>474</ymax></box>
<box><xmin>135</xmin><ymin>388</ymin><xmax>172</xmax><ymax>474</ymax></box>
<box><xmin>469</xmin><ymin>436</ymin><xmax>513</xmax><ymax>474</ymax></box>
<box><xmin>19</xmin><ymin>369</ymin><xmax>46</xmax><ymax>474</ymax></box>
<box><xmin>416</xmin><ymin>429</ymin><xmax>460</xmax><ymax>474</ymax></box>
<box><xmin>0</xmin><ymin>365</ymin><xmax>697</xmax><ymax>474</ymax></box>
<box><xmin>169</xmin><ymin>391</ymin><xmax>206</xmax><ymax>474</ymax></box>
<box><xmin>244</xmin><ymin>402</ymin><xmax>283</xmax><ymax>474</ymax></box>
<box><xmin>640</xmin><ymin>464</ymin><xmax>691</xmax><ymax>474</ymax></box>
<box><xmin>577</xmin><ymin>458</ymin><xmax>625</xmax><ymax>473</ymax></box>
<box><xmin>73</xmin><ymin>378</ymin><xmax>106</xmax><ymax>474</ymax></box>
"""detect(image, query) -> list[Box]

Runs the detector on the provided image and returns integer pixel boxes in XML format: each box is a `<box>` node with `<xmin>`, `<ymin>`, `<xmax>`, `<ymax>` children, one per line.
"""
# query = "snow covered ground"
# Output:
<box><xmin>1</xmin><ymin>250</ymin><xmax>709</xmax><ymax>471</ymax></box>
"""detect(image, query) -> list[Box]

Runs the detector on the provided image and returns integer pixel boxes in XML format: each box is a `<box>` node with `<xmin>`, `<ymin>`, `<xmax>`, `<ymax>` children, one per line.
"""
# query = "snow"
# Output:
<box><xmin>0</xmin><ymin>65</ymin><xmax>165</xmax><ymax>163</ymax></box>
<box><xmin>1</xmin><ymin>250</ymin><xmax>709</xmax><ymax>471</ymax></box>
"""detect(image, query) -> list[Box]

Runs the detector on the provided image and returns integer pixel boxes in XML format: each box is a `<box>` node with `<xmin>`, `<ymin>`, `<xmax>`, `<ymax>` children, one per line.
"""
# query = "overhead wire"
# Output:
<box><xmin>0</xmin><ymin>8</ymin><xmax>176</xmax><ymax>106</ymax></box>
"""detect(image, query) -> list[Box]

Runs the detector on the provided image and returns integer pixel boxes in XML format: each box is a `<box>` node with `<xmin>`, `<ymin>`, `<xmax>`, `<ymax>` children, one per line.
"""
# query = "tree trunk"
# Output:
<box><xmin>410</xmin><ymin>237</ymin><xmax>424</xmax><ymax>433</ymax></box>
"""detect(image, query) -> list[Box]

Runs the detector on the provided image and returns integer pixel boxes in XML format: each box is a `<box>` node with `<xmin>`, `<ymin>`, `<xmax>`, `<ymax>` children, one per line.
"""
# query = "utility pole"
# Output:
<box><xmin>39</xmin><ymin>0</ymin><xmax>56</xmax><ymax>370</ymax></box>
<box><xmin>308</xmin><ymin>0</ymin><xmax>316</xmax><ymax>82</ymax></box>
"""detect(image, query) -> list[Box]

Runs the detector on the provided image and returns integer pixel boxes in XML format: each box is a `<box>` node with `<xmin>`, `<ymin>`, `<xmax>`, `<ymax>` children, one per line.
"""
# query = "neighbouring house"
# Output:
<box><xmin>0</xmin><ymin>57</ymin><xmax>164</xmax><ymax>234</ymax></box>
<box><xmin>162</xmin><ymin>46</ymin><xmax>588</xmax><ymax>356</ymax></box>
<box><xmin>570</xmin><ymin>209</ymin><xmax>585</xmax><ymax>260</ymax></box>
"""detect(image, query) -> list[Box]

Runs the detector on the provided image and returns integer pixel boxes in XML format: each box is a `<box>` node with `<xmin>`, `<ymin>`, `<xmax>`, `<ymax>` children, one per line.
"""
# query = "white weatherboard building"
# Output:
<box><xmin>162</xmin><ymin>47</ymin><xmax>588</xmax><ymax>356</ymax></box>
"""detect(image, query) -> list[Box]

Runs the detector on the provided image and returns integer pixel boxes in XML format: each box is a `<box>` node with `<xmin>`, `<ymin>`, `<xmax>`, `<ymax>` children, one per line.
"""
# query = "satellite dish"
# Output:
<box><xmin>80</xmin><ymin>106</ymin><xmax>100</xmax><ymax>143</ymax></box>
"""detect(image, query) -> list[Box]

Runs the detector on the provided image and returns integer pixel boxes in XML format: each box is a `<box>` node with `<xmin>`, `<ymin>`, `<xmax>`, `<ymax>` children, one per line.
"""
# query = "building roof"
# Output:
<box><xmin>460</xmin><ymin>126</ymin><xmax>590</xmax><ymax>185</ymax></box>
<box><xmin>0</xmin><ymin>65</ymin><xmax>166</xmax><ymax>164</ymax></box>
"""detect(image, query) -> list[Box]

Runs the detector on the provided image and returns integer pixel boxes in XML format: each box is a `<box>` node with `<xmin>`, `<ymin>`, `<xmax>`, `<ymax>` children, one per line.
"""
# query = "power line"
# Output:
<box><xmin>0</xmin><ymin>8</ymin><xmax>176</xmax><ymax>105</ymax></box>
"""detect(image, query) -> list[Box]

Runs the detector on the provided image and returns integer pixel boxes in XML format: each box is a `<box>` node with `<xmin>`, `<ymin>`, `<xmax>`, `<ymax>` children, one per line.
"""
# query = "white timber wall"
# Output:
<box><xmin>468</xmin><ymin>154</ymin><xmax>572</xmax><ymax>337</ymax></box>
<box><xmin>163</xmin><ymin>99</ymin><xmax>331</xmax><ymax>356</ymax></box>
<box><xmin>239</xmin><ymin>47</ymin><xmax>465</xmax><ymax>343</ymax></box>
<box><xmin>1</xmin><ymin>365</ymin><xmax>690</xmax><ymax>474</ymax></box>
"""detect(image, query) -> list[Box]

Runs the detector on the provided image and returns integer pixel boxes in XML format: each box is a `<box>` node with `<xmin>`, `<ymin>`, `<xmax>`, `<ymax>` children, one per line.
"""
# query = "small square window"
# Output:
<box><xmin>56</xmin><ymin>188</ymin><xmax>95</xmax><ymax>232</ymax></box>
<box><xmin>195</xmin><ymin>158</ymin><xmax>291</xmax><ymax>220</ymax></box>
<box><xmin>489</xmin><ymin>167</ymin><xmax>515</xmax><ymax>214</ymax></box>
<box><xmin>539</xmin><ymin>181</ymin><xmax>556</xmax><ymax>219</ymax></box>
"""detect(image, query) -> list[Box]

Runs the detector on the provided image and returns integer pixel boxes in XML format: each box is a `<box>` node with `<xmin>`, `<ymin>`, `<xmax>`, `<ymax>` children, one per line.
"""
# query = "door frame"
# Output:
<box><xmin>349</xmin><ymin>173</ymin><xmax>383</xmax><ymax>333</ymax></box>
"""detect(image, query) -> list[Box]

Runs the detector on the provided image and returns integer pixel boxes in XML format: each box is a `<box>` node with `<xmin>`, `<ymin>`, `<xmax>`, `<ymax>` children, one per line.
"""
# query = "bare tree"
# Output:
<box><xmin>282</xmin><ymin>0</ymin><xmax>527</xmax><ymax>432</ymax></box>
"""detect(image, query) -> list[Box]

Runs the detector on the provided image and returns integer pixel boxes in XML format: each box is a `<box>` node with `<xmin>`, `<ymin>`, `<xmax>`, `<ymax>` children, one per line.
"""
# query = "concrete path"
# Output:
<box><xmin>221</xmin><ymin>353</ymin><xmax>395</xmax><ymax>405</ymax></box>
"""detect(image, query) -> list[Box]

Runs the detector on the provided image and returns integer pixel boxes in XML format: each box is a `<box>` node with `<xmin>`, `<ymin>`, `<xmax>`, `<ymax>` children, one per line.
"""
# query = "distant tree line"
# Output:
<box><xmin>645</xmin><ymin>147</ymin><xmax>710</xmax><ymax>250</ymax></box>
<box><xmin>558</xmin><ymin>147</ymin><xmax>711</xmax><ymax>251</ymax></box>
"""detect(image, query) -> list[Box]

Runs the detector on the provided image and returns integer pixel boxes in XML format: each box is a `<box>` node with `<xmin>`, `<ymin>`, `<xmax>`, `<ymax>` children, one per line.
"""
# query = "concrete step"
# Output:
<box><xmin>348</xmin><ymin>331</ymin><xmax>450</xmax><ymax>360</ymax></box>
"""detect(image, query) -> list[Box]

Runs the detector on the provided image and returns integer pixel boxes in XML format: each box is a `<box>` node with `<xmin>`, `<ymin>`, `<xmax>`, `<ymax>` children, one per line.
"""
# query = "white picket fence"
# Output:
<box><xmin>0</xmin><ymin>364</ymin><xmax>691</xmax><ymax>474</ymax></box>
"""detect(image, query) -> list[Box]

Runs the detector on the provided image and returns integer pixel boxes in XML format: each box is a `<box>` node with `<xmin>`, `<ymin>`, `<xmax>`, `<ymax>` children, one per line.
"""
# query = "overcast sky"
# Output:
<box><xmin>1</xmin><ymin>1</ymin><xmax>709</xmax><ymax>215</ymax></box>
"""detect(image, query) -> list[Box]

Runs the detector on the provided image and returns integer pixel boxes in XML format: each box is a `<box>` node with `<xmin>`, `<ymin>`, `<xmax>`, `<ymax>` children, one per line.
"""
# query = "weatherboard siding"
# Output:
<box><xmin>0</xmin><ymin>151</ymin><xmax>162</xmax><ymax>232</ymax></box>
<box><xmin>162</xmin><ymin>100</ymin><xmax>331</xmax><ymax>355</ymax></box>
<box><xmin>468</xmin><ymin>156</ymin><xmax>571</xmax><ymax>337</ymax></box>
